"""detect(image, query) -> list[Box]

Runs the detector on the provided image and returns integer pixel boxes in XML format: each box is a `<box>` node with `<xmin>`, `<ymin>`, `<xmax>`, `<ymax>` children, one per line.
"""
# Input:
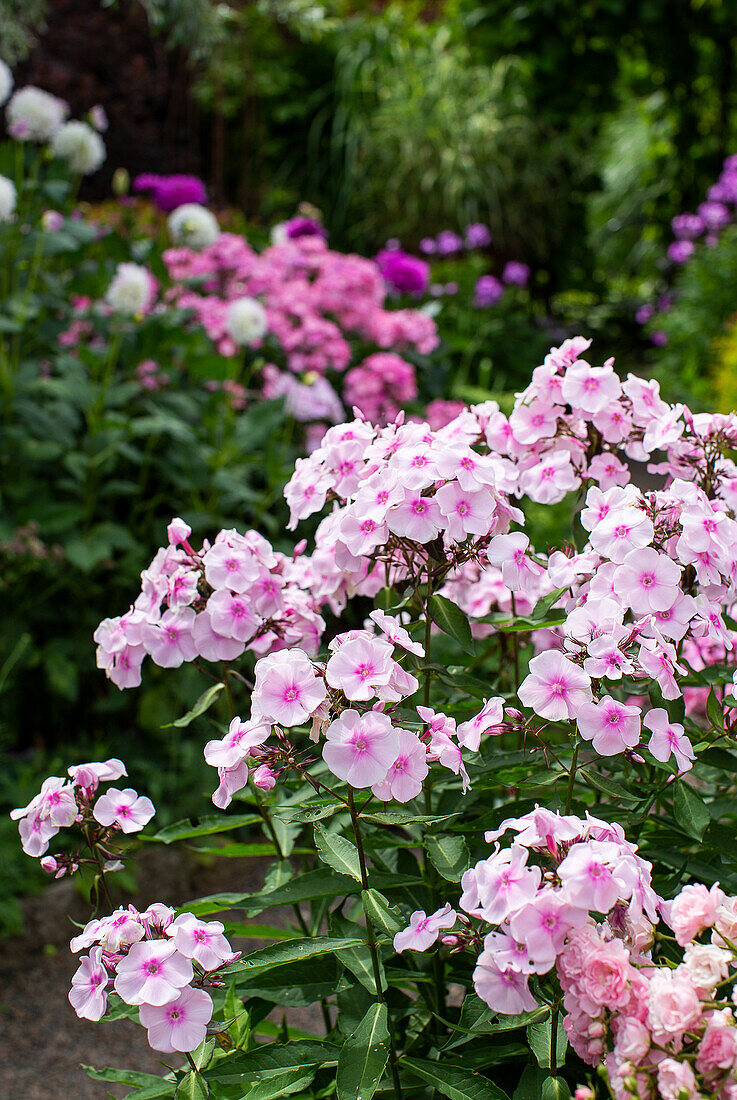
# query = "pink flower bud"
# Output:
<box><xmin>252</xmin><ymin>764</ymin><xmax>277</xmax><ymax>791</ymax></box>
<box><xmin>40</xmin><ymin>856</ymin><xmax>58</xmax><ymax>873</ymax></box>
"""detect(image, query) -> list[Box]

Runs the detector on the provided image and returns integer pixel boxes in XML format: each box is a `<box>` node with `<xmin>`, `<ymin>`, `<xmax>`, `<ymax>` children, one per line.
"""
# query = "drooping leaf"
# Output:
<box><xmin>336</xmin><ymin>1003</ymin><xmax>390</xmax><ymax>1100</ymax></box>
<box><xmin>210</xmin><ymin>1040</ymin><xmax>339</xmax><ymax>1082</ymax></box>
<box><xmin>149</xmin><ymin>814</ymin><xmax>260</xmax><ymax>844</ymax></box>
<box><xmin>403</xmin><ymin>1057</ymin><xmax>511</xmax><ymax>1099</ymax></box>
<box><xmin>425</xmin><ymin>833</ymin><xmax>470</xmax><ymax>882</ymax></box>
<box><xmin>428</xmin><ymin>594</ymin><xmax>476</xmax><ymax>654</ymax></box>
<box><xmin>527</xmin><ymin>1014</ymin><xmax>568</xmax><ymax>1069</ymax></box>
<box><xmin>230</xmin><ymin>936</ymin><xmax>364</xmax><ymax>977</ymax></box>
<box><xmin>674</xmin><ymin>782</ymin><xmax>710</xmax><ymax>840</ymax></box>
<box><xmin>163</xmin><ymin>683</ymin><xmax>224</xmax><ymax>728</ymax></box>
<box><xmin>314</xmin><ymin>822</ymin><xmax>362</xmax><ymax>881</ymax></box>
<box><xmin>362</xmin><ymin>889</ymin><xmax>404</xmax><ymax>936</ymax></box>
<box><xmin>175</xmin><ymin>1071</ymin><xmax>208</xmax><ymax>1100</ymax></box>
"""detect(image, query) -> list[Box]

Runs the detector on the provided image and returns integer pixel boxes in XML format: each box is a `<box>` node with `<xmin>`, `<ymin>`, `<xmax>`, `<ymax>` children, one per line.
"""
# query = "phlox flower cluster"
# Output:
<box><xmin>394</xmin><ymin>809</ymin><xmax>658</xmax><ymax>1023</ymax></box>
<box><xmin>343</xmin><ymin>352</ymin><xmax>418</xmax><ymax>425</ymax></box>
<box><xmin>202</xmin><ymin>617</ymin><xmax>509</xmax><ymax>807</ymax></box>
<box><xmin>94</xmin><ymin>518</ymin><xmax>325</xmax><ymax>690</ymax></box>
<box><xmin>10</xmin><ymin>757</ymin><xmax>154</xmax><ymax>863</ymax></box>
<box><xmin>68</xmin><ymin>902</ymin><xmax>238</xmax><ymax>1053</ymax></box>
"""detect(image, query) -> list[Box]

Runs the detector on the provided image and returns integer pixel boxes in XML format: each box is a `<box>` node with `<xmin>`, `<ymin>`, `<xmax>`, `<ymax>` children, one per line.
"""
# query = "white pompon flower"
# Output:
<box><xmin>6</xmin><ymin>85</ymin><xmax>68</xmax><ymax>141</ymax></box>
<box><xmin>0</xmin><ymin>60</ymin><xmax>13</xmax><ymax>107</ymax></box>
<box><xmin>0</xmin><ymin>175</ymin><xmax>17</xmax><ymax>221</ymax></box>
<box><xmin>167</xmin><ymin>203</ymin><xmax>219</xmax><ymax>250</ymax></box>
<box><xmin>51</xmin><ymin>120</ymin><xmax>106</xmax><ymax>175</ymax></box>
<box><xmin>105</xmin><ymin>262</ymin><xmax>154</xmax><ymax>316</ymax></box>
<box><xmin>226</xmin><ymin>297</ymin><xmax>268</xmax><ymax>346</ymax></box>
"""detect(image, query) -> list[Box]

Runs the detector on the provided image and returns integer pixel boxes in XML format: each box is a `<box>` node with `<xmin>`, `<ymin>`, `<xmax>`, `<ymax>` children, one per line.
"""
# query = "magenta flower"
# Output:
<box><xmin>502</xmin><ymin>261</ymin><xmax>530</xmax><ymax>286</ymax></box>
<box><xmin>577</xmin><ymin>696</ymin><xmax>641</xmax><ymax>756</ymax></box>
<box><xmin>139</xmin><ymin>987</ymin><xmax>213</xmax><ymax>1052</ymax></box>
<box><xmin>474</xmin><ymin>274</ymin><xmax>504</xmax><ymax>307</ymax></box>
<box><xmin>322</xmin><ymin>710</ymin><xmax>399</xmax><ymax>788</ymax></box>
<box><xmin>613</xmin><ymin>547</ymin><xmax>682</xmax><ymax>614</ymax></box>
<box><xmin>369</xmin><ymin>610</ymin><xmax>425</xmax><ymax>657</ymax></box>
<box><xmin>252</xmin><ymin>648</ymin><xmax>327</xmax><ymax>726</ymax></box>
<box><xmin>371</xmin><ymin>729</ymin><xmax>428</xmax><ymax>802</ymax></box>
<box><xmin>375</xmin><ymin>248</ymin><xmax>430</xmax><ymax>296</ymax></box>
<box><xmin>325</xmin><ymin>635</ymin><xmax>394</xmax><ymax>700</ymax></box>
<box><xmin>643</xmin><ymin>708</ymin><xmax>694</xmax><ymax>772</ymax></box>
<box><xmin>509</xmin><ymin>893</ymin><xmax>588</xmax><ymax>969</ymax></box>
<box><xmin>68</xmin><ymin>948</ymin><xmax>109</xmax><ymax>1020</ymax></box>
<box><xmin>560</xmin><ymin>361</ymin><xmax>622</xmax><ymax>414</ymax></box>
<box><xmin>93</xmin><ymin>788</ymin><xmax>155</xmax><ymax>833</ymax></box>
<box><xmin>114</xmin><ymin>940</ymin><xmax>193</xmax><ymax>1006</ymax></box>
<box><xmin>393</xmin><ymin>903</ymin><xmax>456</xmax><ymax>952</ymax></box>
<box><xmin>518</xmin><ymin>652</ymin><xmax>592</xmax><ymax>721</ymax></box>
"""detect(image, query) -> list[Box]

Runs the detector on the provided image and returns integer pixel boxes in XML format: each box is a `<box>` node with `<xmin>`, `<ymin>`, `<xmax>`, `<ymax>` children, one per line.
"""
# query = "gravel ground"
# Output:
<box><xmin>0</xmin><ymin>847</ymin><xmax>316</xmax><ymax>1098</ymax></box>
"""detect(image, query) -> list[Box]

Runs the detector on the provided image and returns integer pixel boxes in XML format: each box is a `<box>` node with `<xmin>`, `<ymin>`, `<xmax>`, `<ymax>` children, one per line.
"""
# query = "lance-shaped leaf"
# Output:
<box><xmin>175</xmin><ymin>1071</ymin><xmax>208</xmax><ymax>1100</ymax></box>
<box><xmin>337</xmin><ymin>1003</ymin><xmax>390</xmax><ymax>1100</ymax></box>
<box><xmin>403</xmin><ymin>1057</ymin><xmax>511</xmax><ymax>1099</ymax></box>
<box><xmin>428</xmin><ymin>594</ymin><xmax>475</xmax><ymax>655</ymax></box>
<box><xmin>314</xmin><ymin>822</ymin><xmax>362</xmax><ymax>881</ymax></box>
<box><xmin>148</xmin><ymin>814</ymin><xmax>260</xmax><ymax>844</ymax></box>
<box><xmin>362</xmin><ymin>889</ymin><xmax>404</xmax><ymax>936</ymax></box>
<box><xmin>229</xmin><ymin>936</ymin><xmax>364</xmax><ymax>977</ymax></box>
<box><xmin>674</xmin><ymin>781</ymin><xmax>710</xmax><ymax>840</ymax></box>
<box><xmin>163</xmin><ymin>683</ymin><xmax>224</xmax><ymax>728</ymax></box>
<box><xmin>425</xmin><ymin>833</ymin><xmax>470</xmax><ymax>882</ymax></box>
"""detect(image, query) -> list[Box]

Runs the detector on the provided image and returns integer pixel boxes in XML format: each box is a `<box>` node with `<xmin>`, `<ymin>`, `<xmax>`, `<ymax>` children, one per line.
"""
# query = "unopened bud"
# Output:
<box><xmin>40</xmin><ymin>856</ymin><xmax>58</xmax><ymax>874</ymax></box>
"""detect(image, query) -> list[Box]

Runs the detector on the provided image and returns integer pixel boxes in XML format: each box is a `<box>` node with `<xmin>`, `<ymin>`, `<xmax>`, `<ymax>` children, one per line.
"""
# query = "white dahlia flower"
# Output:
<box><xmin>51</xmin><ymin>120</ymin><xmax>105</xmax><ymax>175</ymax></box>
<box><xmin>167</xmin><ymin>203</ymin><xmax>219</xmax><ymax>250</ymax></box>
<box><xmin>226</xmin><ymin>297</ymin><xmax>268</xmax><ymax>346</ymax></box>
<box><xmin>0</xmin><ymin>61</ymin><xmax>13</xmax><ymax>107</ymax></box>
<box><xmin>6</xmin><ymin>85</ymin><xmax>68</xmax><ymax>142</ymax></box>
<box><xmin>0</xmin><ymin>174</ymin><xmax>17</xmax><ymax>220</ymax></box>
<box><xmin>105</xmin><ymin>263</ymin><xmax>154</xmax><ymax>316</ymax></box>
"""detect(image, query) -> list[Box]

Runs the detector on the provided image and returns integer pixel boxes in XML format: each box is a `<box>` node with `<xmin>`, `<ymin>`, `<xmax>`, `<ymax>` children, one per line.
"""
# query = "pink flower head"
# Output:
<box><xmin>589</xmin><ymin>507</ymin><xmax>654</xmax><ymax>564</ymax></box>
<box><xmin>204</xmin><ymin>716</ymin><xmax>271</xmax><ymax>769</ymax></box>
<box><xmin>369</xmin><ymin>610</ymin><xmax>425</xmax><ymax>657</ymax></box>
<box><xmin>371</xmin><ymin>729</ymin><xmax>428</xmax><ymax>802</ymax></box>
<box><xmin>486</xmin><ymin>532</ymin><xmax>544</xmax><ymax>592</ymax></box>
<box><xmin>509</xmin><ymin>892</ymin><xmax>588</xmax><ymax>970</ymax></box>
<box><xmin>252</xmin><ymin>648</ymin><xmax>327</xmax><ymax>726</ymax></box>
<box><xmin>648</xmin><ymin>970</ymin><xmax>701</xmax><ymax>1039</ymax></box>
<box><xmin>557</xmin><ymin>840</ymin><xmax>629</xmax><ymax>913</ymax></box>
<box><xmin>576</xmin><ymin>696</ymin><xmax>641</xmax><ymax>756</ymax></box>
<box><xmin>114</xmin><ymin>940</ymin><xmax>193</xmax><ymax>1006</ymax></box>
<box><xmin>170</xmin><ymin>913</ymin><xmax>234</xmax><ymax>970</ymax></box>
<box><xmin>68</xmin><ymin>948</ymin><xmax>109</xmax><ymax>1020</ymax></box>
<box><xmin>560</xmin><ymin>360</ymin><xmax>622</xmax><ymax>414</ymax></box>
<box><xmin>435</xmin><ymin>481</ymin><xmax>497</xmax><ymax>541</ymax></box>
<box><xmin>387</xmin><ymin>492</ymin><xmax>442</xmax><ymax>542</ymax></box>
<box><xmin>456</xmin><ymin>697</ymin><xmax>505</xmax><ymax>750</ymax></box>
<box><xmin>322</xmin><ymin>709</ymin><xmax>399</xmax><ymax>788</ymax></box>
<box><xmin>141</xmin><ymin>608</ymin><xmax>197</xmax><ymax>668</ymax></box>
<box><xmin>518</xmin><ymin>651</ymin><xmax>592</xmax><ymax>721</ymax></box>
<box><xmin>325</xmin><ymin>634</ymin><xmax>394</xmax><ymax>700</ymax></box>
<box><xmin>393</xmin><ymin>902</ymin><xmax>456</xmax><ymax>953</ymax></box>
<box><xmin>167</xmin><ymin>518</ymin><xmax>192</xmax><ymax>547</ymax></box>
<box><xmin>93</xmin><ymin>788</ymin><xmax>155</xmax><ymax>833</ymax></box>
<box><xmin>613</xmin><ymin>547</ymin><xmax>682</xmax><ymax>614</ymax></box>
<box><xmin>460</xmin><ymin>845</ymin><xmax>541</xmax><ymax>924</ymax></box>
<box><xmin>643</xmin><ymin>708</ymin><xmax>694</xmax><ymax>771</ymax></box>
<box><xmin>68</xmin><ymin>758</ymin><xmax>127</xmax><ymax>794</ymax></box>
<box><xmin>139</xmin><ymin>987</ymin><xmax>213</xmax><ymax>1053</ymax></box>
<box><xmin>473</xmin><ymin>953</ymin><xmax>538</xmax><ymax>1014</ymax></box>
<box><xmin>663</xmin><ymin>883</ymin><xmax>722</xmax><ymax>946</ymax></box>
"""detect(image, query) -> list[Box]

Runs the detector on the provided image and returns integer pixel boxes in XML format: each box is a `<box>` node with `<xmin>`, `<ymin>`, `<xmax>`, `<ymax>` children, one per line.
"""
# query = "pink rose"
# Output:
<box><xmin>665</xmin><ymin>883</ymin><xmax>723</xmax><ymax>946</ymax></box>
<box><xmin>648</xmin><ymin>970</ymin><xmax>702</xmax><ymax>1038</ymax></box>
<box><xmin>580</xmin><ymin>940</ymin><xmax>632</xmax><ymax>1009</ymax></box>
<box><xmin>614</xmin><ymin>1016</ymin><xmax>650</xmax><ymax>1064</ymax></box>
<box><xmin>696</xmin><ymin>1023</ymin><xmax>737</xmax><ymax>1077</ymax></box>
<box><xmin>657</xmin><ymin>1057</ymin><xmax>699</xmax><ymax>1099</ymax></box>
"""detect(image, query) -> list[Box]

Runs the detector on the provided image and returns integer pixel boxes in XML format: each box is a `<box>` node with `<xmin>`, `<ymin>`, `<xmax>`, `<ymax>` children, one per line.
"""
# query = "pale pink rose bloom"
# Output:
<box><xmin>518</xmin><ymin>651</ymin><xmax>592</xmax><ymax>721</ymax></box>
<box><xmin>387</xmin><ymin>492</ymin><xmax>443</xmax><ymax>542</ymax></box>
<box><xmin>576</xmin><ymin>696</ymin><xmax>641</xmax><ymax>756</ymax></box>
<box><xmin>371</xmin><ymin>729</ymin><xmax>428</xmax><ymax>802</ymax></box>
<box><xmin>393</xmin><ymin>903</ymin><xmax>456</xmax><ymax>952</ymax></box>
<box><xmin>170</xmin><ymin>913</ymin><xmax>234</xmax><ymax>970</ymax></box>
<box><xmin>614</xmin><ymin>1016</ymin><xmax>650</xmax><ymax>1064</ymax></box>
<box><xmin>664</xmin><ymin>883</ymin><xmax>723</xmax><ymax>946</ymax></box>
<box><xmin>93</xmin><ymin>788</ymin><xmax>155</xmax><ymax>833</ymax></box>
<box><xmin>114</xmin><ymin>941</ymin><xmax>193</xmax><ymax>1006</ymax></box>
<box><xmin>204</xmin><ymin>716</ymin><xmax>270</xmax><ymax>769</ymax></box>
<box><xmin>456</xmin><ymin>697</ymin><xmax>504</xmax><ymax>750</ymax></box>
<box><xmin>558</xmin><ymin>840</ymin><xmax>627</xmax><ymax>913</ymax></box>
<box><xmin>714</xmin><ymin>896</ymin><xmax>737</xmax><ymax>944</ymax></box>
<box><xmin>369</xmin><ymin>610</ymin><xmax>425</xmax><ymax>657</ymax></box>
<box><xmin>473</xmin><ymin>954</ymin><xmax>538</xmax><ymax>1014</ymax></box>
<box><xmin>252</xmin><ymin>648</ymin><xmax>327</xmax><ymax>726</ymax></box>
<box><xmin>325</xmin><ymin>634</ymin><xmax>394</xmax><ymax>700</ymax></box>
<box><xmin>139</xmin><ymin>987</ymin><xmax>213</xmax><ymax>1053</ymax></box>
<box><xmin>579</xmin><ymin>938</ymin><xmax>631</xmax><ymax>1009</ymax></box>
<box><xmin>681</xmin><ymin>943</ymin><xmax>731</xmax><ymax>996</ymax></box>
<box><xmin>322</xmin><ymin>709</ymin><xmax>399</xmax><ymax>788</ymax></box>
<box><xmin>696</xmin><ymin>1021</ymin><xmax>737</xmax><ymax>1076</ymax></box>
<box><xmin>643</xmin><ymin>708</ymin><xmax>694</xmax><ymax>771</ymax></box>
<box><xmin>613</xmin><ymin>547</ymin><xmax>682</xmax><ymax>614</ymax></box>
<box><xmin>509</xmin><ymin>892</ymin><xmax>588</xmax><ymax>969</ymax></box>
<box><xmin>647</xmin><ymin>970</ymin><xmax>702</xmax><ymax>1038</ymax></box>
<box><xmin>68</xmin><ymin>947</ymin><xmax>109</xmax><ymax>1020</ymax></box>
<box><xmin>656</xmin><ymin>1056</ymin><xmax>699</xmax><ymax>1099</ymax></box>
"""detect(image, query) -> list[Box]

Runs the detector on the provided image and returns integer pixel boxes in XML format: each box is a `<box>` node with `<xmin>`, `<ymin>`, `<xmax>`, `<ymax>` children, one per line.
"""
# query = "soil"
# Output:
<box><xmin>0</xmin><ymin>847</ymin><xmax>320</xmax><ymax>1098</ymax></box>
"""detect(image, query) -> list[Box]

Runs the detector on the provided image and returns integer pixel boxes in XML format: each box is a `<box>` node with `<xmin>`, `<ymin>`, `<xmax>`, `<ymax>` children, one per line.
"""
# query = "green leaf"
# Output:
<box><xmin>580</xmin><ymin>769</ymin><xmax>640</xmax><ymax>804</ymax></box>
<box><xmin>222</xmin><ymin>1068</ymin><xmax>315</xmax><ymax>1098</ymax></box>
<box><xmin>530</xmin><ymin>587</ymin><xmax>569</xmax><ymax>621</ymax></box>
<box><xmin>163</xmin><ymin>683</ymin><xmax>224</xmax><ymax>728</ymax></box>
<box><xmin>337</xmin><ymin>942</ymin><xmax>387</xmax><ymax>994</ymax></box>
<box><xmin>337</xmin><ymin>1003</ymin><xmax>390</xmax><ymax>1100</ymax></box>
<box><xmin>362</xmin><ymin>810</ymin><xmax>460</xmax><ymax>827</ymax></box>
<box><xmin>428</xmin><ymin>594</ymin><xmax>476</xmax><ymax>654</ymax></box>
<box><xmin>81</xmin><ymin>1067</ymin><xmax>175</xmax><ymax>1096</ymax></box>
<box><xmin>314</xmin><ymin>823</ymin><xmax>362</xmax><ymax>881</ymax></box>
<box><xmin>527</xmin><ymin>1015</ymin><xmax>568</xmax><ymax>1069</ymax></box>
<box><xmin>150</xmin><ymin>814</ymin><xmax>260</xmax><ymax>844</ymax></box>
<box><xmin>707</xmin><ymin>688</ymin><xmax>725</xmax><ymax>732</ymax></box>
<box><xmin>403</xmin><ymin>1057</ymin><xmax>511</xmax><ymax>1099</ymax></box>
<box><xmin>211</xmin><ymin>1040</ymin><xmax>339</xmax><ymax>1082</ymax></box>
<box><xmin>223</xmin><ymin>980</ymin><xmax>250</xmax><ymax>1049</ymax></box>
<box><xmin>175</xmin><ymin>1071</ymin><xmax>208</xmax><ymax>1100</ymax></box>
<box><xmin>230</xmin><ymin>936</ymin><xmax>363</xmax><ymax>975</ymax></box>
<box><xmin>674</xmin><ymin>782</ymin><xmax>710</xmax><ymax>840</ymax></box>
<box><xmin>182</xmin><ymin>868</ymin><xmax>357</xmax><ymax>916</ymax></box>
<box><xmin>513</xmin><ymin>1066</ymin><xmax>548</xmax><ymax>1100</ymax></box>
<box><xmin>425</xmin><ymin>833</ymin><xmax>470</xmax><ymax>882</ymax></box>
<box><xmin>362</xmin><ymin>889</ymin><xmax>404</xmax><ymax>936</ymax></box>
<box><xmin>235</xmin><ymin>956</ymin><xmax>342</xmax><ymax>1006</ymax></box>
<box><xmin>541</xmin><ymin>1078</ymin><xmax>573</xmax><ymax>1100</ymax></box>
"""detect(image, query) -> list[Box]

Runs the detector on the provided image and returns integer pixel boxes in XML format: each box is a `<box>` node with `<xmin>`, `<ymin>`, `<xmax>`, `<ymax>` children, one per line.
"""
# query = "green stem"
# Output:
<box><xmin>550</xmin><ymin>1004</ymin><xmax>559</xmax><ymax>1074</ymax></box>
<box><xmin>565</xmin><ymin>739</ymin><xmax>579</xmax><ymax>814</ymax></box>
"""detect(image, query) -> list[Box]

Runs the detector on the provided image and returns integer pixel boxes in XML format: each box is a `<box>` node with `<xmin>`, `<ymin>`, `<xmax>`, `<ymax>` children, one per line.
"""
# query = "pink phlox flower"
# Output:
<box><xmin>557</xmin><ymin>840</ymin><xmax>630</xmax><ymax>913</ymax></box>
<box><xmin>563</xmin><ymin>598</ymin><xmax>625</xmax><ymax>648</ymax></box>
<box><xmin>643</xmin><ymin>708</ymin><xmax>694</xmax><ymax>772</ymax></box>
<box><xmin>139</xmin><ymin>986</ymin><xmax>213</xmax><ymax>1053</ymax></box>
<box><xmin>486</xmin><ymin>532</ymin><xmax>544</xmax><ymax>592</ymax></box>
<box><xmin>114</xmin><ymin>940</ymin><xmax>193</xmax><ymax>1006</ymax></box>
<box><xmin>509</xmin><ymin>398</ymin><xmax>562</xmax><ymax>445</ymax></box>
<box><xmin>169</xmin><ymin>913</ymin><xmax>234</xmax><ymax>970</ymax></box>
<box><xmin>93</xmin><ymin>788</ymin><xmax>155</xmax><ymax>833</ymax></box>
<box><xmin>517</xmin><ymin>651</ymin><xmax>592</xmax><ymax>721</ymax></box>
<box><xmin>202</xmin><ymin>540</ymin><xmax>261</xmax><ymax>592</ymax></box>
<box><xmin>141</xmin><ymin>608</ymin><xmax>197</xmax><ymax>668</ymax></box>
<box><xmin>433</xmin><ymin>443</ymin><xmax>497</xmax><ymax>491</ymax></box>
<box><xmin>167</xmin><ymin>567</ymin><xmax>199</xmax><ymax>610</ymax></box>
<box><xmin>646</xmin><ymin>591</ymin><xmax>697</xmax><ymax>642</ymax></box>
<box><xmin>636</xmin><ymin>637</ymin><xmax>685</xmax><ymax>700</ymax></box>
<box><xmin>589</xmin><ymin>505</ymin><xmax>654</xmax><ymax>564</ymax></box>
<box><xmin>580</xmin><ymin>485</ymin><xmax>636</xmax><ymax>533</ymax></box>
<box><xmin>68</xmin><ymin>947</ymin><xmax>109</xmax><ymax>1020</ymax></box>
<box><xmin>484</xmin><ymin>807</ymin><xmax>582</xmax><ymax>850</ymax></box>
<box><xmin>252</xmin><ymin>763</ymin><xmax>277</xmax><ymax>790</ymax></box>
<box><xmin>586</xmin><ymin>452</ymin><xmax>630</xmax><ymax>490</ymax></box>
<box><xmin>166</xmin><ymin>517</ymin><xmax>192</xmax><ymax>547</ymax></box>
<box><xmin>204</xmin><ymin>716</ymin><xmax>271</xmax><ymax>769</ymax></box>
<box><xmin>325</xmin><ymin>633</ymin><xmax>394</xmax><ymax>700</ymax></box>
<box><xmin>461</xmin><ymin>845</ymin><xmax>541</xmax><ymax>924</ymax></box>
<box><xmin>473</xmin><ymin>953</ymin><xmax>538</xmax><ymax>1014</ymax></box>
<box><xmin>456</xmin><ymin>696</ymin><xmax>505</xmax><ymax>750</ymax></box>
<box><xmin>369</xmin><ymin>610</ymin><xmax>424</xmax><ymax>656</ymax></box>
<box><xmin>387</xmin><ymin>490</ymin><xmax>443</xmax><ymax>542</ymax></box>
<box><xmin>252</xmin><ymin>648</ymin><xmax>327</xmax><ymax>726</ymax></box>
<box><xmin>519</xmin><ymin>450</ymin><xmax>579</xmax><ymax>505</ymax></box>
<box><xmin>560</xmin><ymin>360</ymin><xmax>622</xmax><ymax>414</ymax></box>
<box><xmin>142</xmin><ymin>903</ymin><xmax>176</xmax><ymax>935</ymax></box>
<box><xmin>68</xmin><ymin>758</ymin><xmax>127</xmax><ymax>794</ymax></box>
<box><xmin>509</xmin><ymin>891</ymin><xmax>589</xmax><ymax>970</ymax></box>
<box><xmin>393</xmin><ymin>902</ymin><xmax>456</xmax><ymax>953</ymax></box>
<box><xmin>481</xmin><ymin>930</ymin><xmax>538</xmax><ymax>974</ymax></box>
<box><xmin>435</xmin><ymin>481</ymin><xmax>497</xmax><ymax>542</ymax></box>
<box><xmin>613</xmin><ymin>547</ymin><xmax>682</xmax><ymax>614</ymax></box>
<box><xmin>191</xmin><ymin>610</ymin><xmax>244</xmax><ymax>662</ymax></box>
<box><xmin>322</xmin><ymin>709</ymin><xmax>399</xmax><ymax>787</ymax></box>
<box><xmin>576</xmin><ymin>696</ymin><xmax>641</xmax><ymax>756</ymax></box>
<box><xmin>582</xmin><ymin>631</ymin><xmax>634</xmax><ymax>680</ymax></box>
<box><xmin>212</xmin><ymin>760</ymin><xmax>250</xmax><ymax>809</ymax></box>
<box><xmin>206</xmin><ymin>589</ymin><xmax>259</xmax><ymax>642</ymax></box>
<box><xmin>371</xmin><ymin>729</ymin><xmax>428</xmax><ymax>802</ymax></box>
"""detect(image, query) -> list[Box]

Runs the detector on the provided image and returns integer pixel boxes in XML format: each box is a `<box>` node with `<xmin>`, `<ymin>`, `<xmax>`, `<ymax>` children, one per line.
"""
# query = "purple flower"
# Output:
<box><xmin>502</xmin><ymin>261</ymin><xmax>530</xmax><ymax>287</ymax></box>
<box><xmin>474</xmin><ymin>274</ymin><xmax>504</xmax><ymax>307</ymax></box>
<box><xmin>651</xmin><ymin>330</ymin><xmax>668</xmax><ymax>347</ymax></box>
<box><xmin>635</xmin><ymin>304</ymin><xmax>654</xmax><ymax>325</ymax></box>
<box><xmin>435</xmin><ymin>230</ymin><xmax>463</xmax><ymax>255</ymax></box>
<box><xmin>375</xmin><ymin>248</ymin><xmax>430</xmax><ymax>296</ymax></box>
<box><xmin>667</xmin><ymin>240</ymin><xmax>695</xmax><ymax>264</ymax></box>
<box><xmin>464</xmin><ymin>223</ymin><xmax>492</xmax><ymax>249</ymax></box>
<box><xmin>671</xmin><ymin>213</ymin><xmax>704</xmax><ymax>240</ymax></box>
<box><xmin>697</xmin><ymin>200</ymin><xmax>731</xmax><ymax>230</ymax></box>
<box><xmin>419</xmin><ymin>237</ymin><xmax>437</xmax><ymax>254</ymax></box>
<box><xmin>284</xmin><ymin>216</ymin><xmax>328</xmax><ymax>240</ymax></box>
<box><xmin>133</xmin><ymin>174</ymin><xmax>207</xmax><ymax>213</ymax></box>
